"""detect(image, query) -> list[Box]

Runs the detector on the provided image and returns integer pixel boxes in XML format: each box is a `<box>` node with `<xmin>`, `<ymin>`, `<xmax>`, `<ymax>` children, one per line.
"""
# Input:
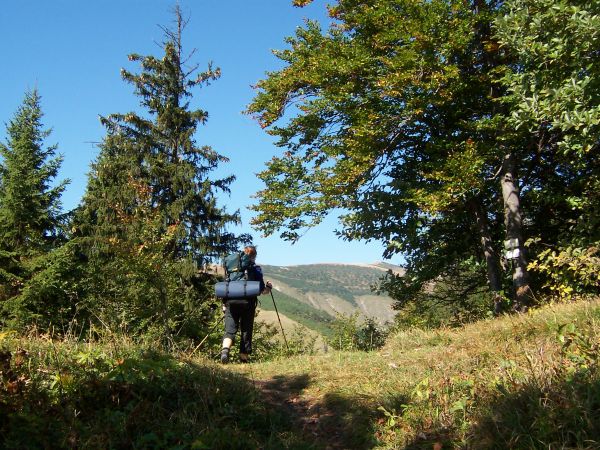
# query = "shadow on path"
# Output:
<box><xmin>254</xmin><ymin>373</ymin><xmax>380</xmax><ymax>449</ymax></box>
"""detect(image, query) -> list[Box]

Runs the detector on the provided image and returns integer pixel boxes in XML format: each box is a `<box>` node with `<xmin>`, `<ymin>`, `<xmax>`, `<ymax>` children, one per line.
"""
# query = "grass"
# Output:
<box><xmin>233</xmin><ymin>298</ymin><xmax>600</xmax><ymax>448</ymax></box>
<box><xmin>1</xmin><ymin>298</ymin><xmax>599</xmax><ymax>448</ymax></box>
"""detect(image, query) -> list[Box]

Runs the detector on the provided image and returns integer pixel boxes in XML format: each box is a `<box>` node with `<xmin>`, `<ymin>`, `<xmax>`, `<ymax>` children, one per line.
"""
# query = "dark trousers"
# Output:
<box><xmin>223</xmin><ymin>299</ymin><xmax>257</xmax><ymax>354</ymax></box>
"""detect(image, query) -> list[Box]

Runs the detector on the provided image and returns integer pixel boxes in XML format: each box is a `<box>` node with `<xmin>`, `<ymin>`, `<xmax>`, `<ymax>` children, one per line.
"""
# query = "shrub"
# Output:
<box><xmin>329</xmin><ymin>312</ymin><xmax>389</xmax><ymax>352</ymax></box>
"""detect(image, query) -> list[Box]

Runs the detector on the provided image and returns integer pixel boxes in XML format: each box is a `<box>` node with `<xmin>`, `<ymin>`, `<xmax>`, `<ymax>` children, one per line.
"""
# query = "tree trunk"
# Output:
<box><xmin>500</xmin><ymin>152</ymin><xmax>532</xmax><ymax>310</ymax></box>
<box><xmin>467</xmin><ymin>197</ymin><xmax>503</xmax><ymax>314</ymax></box>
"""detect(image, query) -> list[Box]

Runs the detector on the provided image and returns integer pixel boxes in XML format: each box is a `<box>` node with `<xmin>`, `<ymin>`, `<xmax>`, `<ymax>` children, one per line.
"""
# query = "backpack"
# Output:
<box><xmin>215</xmin><ymin>251</ymin><xmax>262</xmax><ymax>300</ymax></box>
<box><xmin>223</xmin><ymin>251</ymin><xmax>254</xmax><ymax>281</ymax></box>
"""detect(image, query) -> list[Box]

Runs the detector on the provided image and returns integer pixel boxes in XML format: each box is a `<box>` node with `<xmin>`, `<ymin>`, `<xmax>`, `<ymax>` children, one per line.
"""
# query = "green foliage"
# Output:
<box><xmin>1</xmin><ymin>242</ymin><xmax>86</xmax><ymax>330</ymax></box>
<box><xmin>285</xmin><ymin>324</ymin><xmax>320</xmax><ymax>356</ymax></box>
<box><xmin>248</xmin><ymin>0</ymin><xmax>504</xmax><ymax>244</ymax></box>
<box><xmin>329</xmin><ymin>312</ymin><xmax>388</xmax><ymax>352</ymax></box>
<box><xmin>384</xmin><ymin>259</ymin><xmax>498</xmax><ymax>329</ymax></box>
<box><xmin>252</xmin><ymin>319</ymin><xmax>319</xmax><ymax>361</ymax></box>
<box><xmin>2</xmin><ymin>298</ymin><xmax>600</xmax><ymax>449</ymax></box>
<box><xmin>81</xmin><ymin>9</ymin><xmax>246</xmax><ymax>264</ymax></box>
<box><xmin>0</xmin><ymin>89</ymin><xmax>69</xmax><ymax>325</ymax></box>
<box><xmin>528</xmin><ymin>243</ymin><xmax>600</xmax><ymax>299</ymax></box>
<box><xmin>0</xmin><ymin>89</ymin><xmax>68</xmax><ymax>254</ymax></box>
<box><xmin>495</xmin><ymin>0</ymin><xmax>600</xmax><ymax>157</ymax></box>
<box><xmin>248</xmin><ymin>0</ymin><xmax>600</xmax><ymax>320</ymax></box>
<box><xmin>367</xmin><ymin>302</ymin><xmax>600</xmax><ymax>447</ymax></box>
<box><xmin>496</xmin><ymin>0</ymin><xmax>600</xmax><ymax>301</ymax></box>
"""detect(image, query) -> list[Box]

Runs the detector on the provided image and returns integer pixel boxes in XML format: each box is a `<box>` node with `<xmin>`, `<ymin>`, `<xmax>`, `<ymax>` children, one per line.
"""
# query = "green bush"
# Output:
<box><xmin>528</xmin><ymin>243</ymin><xmax>600</xmax><ymax>299</ymax></box>
<box><xmin>329</xmin><ymin>312</ymin><xmax>389</xmax><ymax>352</ymax></box>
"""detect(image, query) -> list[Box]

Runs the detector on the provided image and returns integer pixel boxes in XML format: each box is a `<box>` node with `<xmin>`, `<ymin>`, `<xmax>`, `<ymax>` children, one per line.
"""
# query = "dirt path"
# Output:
<box><xmin>253</xmin><ymin>375</ymin><xmax>348</xmax><ymax>449</ymax></box>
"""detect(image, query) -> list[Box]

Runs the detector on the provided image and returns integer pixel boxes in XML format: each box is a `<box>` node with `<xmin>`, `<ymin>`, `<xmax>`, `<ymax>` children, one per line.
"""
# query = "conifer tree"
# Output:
<box><xmin>82</xmin><ymin>6</ymin><xmax>246</xmax><ymax>264</ymax></box>
<box><xmin>0</xmin><ymin>89</ymin><xmax>68</xmax><ymax>303</ymax></box>
<box><xmin>77</xmin><ymin>8</ymin><xmax>248</xmax><ymax>341</ymax></box>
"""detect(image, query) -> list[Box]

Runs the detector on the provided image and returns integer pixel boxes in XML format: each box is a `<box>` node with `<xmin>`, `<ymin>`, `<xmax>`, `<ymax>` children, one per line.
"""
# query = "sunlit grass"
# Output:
<box><xmin>230</xmin><ymin>298</ymin><xmax>600</xmax><ymax>448</ymax></box>
<box><xmin>2</xmin><ymin>298</ymin><xmax>599</xmax><ymax>448</ymax></box>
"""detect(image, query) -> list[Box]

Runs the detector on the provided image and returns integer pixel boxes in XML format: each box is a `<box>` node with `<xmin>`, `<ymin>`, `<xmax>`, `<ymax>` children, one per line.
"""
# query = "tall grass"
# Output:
<box><xmin>2</xmin><ymin>299</ymin><xmax>599</xmax><ymax>448</ymax></box>
<box><xmin>0</xmin><ymin>331</ymin><xmax>310</xmax><ymax>449</ymax></box>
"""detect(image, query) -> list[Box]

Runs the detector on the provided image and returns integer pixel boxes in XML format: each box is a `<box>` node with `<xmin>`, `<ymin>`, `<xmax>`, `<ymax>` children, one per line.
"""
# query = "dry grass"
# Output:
<box><xmin>2</xmin><ymin>298</ymin><xmax>598</xmax><ymax>449</ymax></box>
<box><xmin>228</xmin><ymin>298</ymin><xmax>600</xmax><ymax>448</ymax></box>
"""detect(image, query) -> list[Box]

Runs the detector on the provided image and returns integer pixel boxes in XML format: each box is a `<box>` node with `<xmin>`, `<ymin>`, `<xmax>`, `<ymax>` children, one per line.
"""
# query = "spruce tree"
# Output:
<box><xmin>78</xmin><ymin>8</ymin><xmax>248</xmax><ymax>341</ymax></box>
<box><xmin>83</xmin><ymin>6</ymin><xmax>246</xmax><ymax>263</ymax></box>
<box><xmin>0</xmin><ymin>89</ymin><xmax>68</xmax><ymax>303</ymax></box>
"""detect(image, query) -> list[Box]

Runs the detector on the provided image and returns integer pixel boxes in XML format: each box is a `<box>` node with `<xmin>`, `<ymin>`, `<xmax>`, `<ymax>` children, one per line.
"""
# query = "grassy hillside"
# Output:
<box><xmin>2</xmin><ymin>298</ymin><xmax>599</xmax><ymax>448</ymax></box>
<box><xmin>261</xmin><ymin>263</ymin><xmax>399</xmax><ymax>333</ymax></box>
<box><xmin>258</xmin><ymin>288</ymin><xmax>333</xmax><ymax>337</ymax></box>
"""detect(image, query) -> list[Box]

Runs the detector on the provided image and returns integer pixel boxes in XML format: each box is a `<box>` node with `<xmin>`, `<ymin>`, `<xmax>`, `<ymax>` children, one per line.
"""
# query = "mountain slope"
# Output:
<box><xmin>259</xmin><ymin>263</ymin><xmax>403</xmax><ymax>333</ymax></box>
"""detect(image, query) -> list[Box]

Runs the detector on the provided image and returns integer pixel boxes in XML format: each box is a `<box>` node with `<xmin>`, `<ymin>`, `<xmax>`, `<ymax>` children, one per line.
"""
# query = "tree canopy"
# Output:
<box><xmin>248</xmin><ymin>0</ymin><xmax>517</xmax><ymax>312</ymax></box>
<box><xmin>248</xmin><ymin>0</ymin><xmax>599</xmax><ymax>316</ymax></box>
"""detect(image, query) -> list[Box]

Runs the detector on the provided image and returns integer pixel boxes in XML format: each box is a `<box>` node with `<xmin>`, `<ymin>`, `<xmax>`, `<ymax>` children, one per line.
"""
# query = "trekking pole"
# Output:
<box><xmin>270</xmin><ymin>290</ymin><xmax>290</xmax><ymax>352</ymax></box>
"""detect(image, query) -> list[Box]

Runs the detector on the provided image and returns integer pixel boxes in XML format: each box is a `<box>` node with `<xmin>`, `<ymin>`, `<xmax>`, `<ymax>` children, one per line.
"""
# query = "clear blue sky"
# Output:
<box><xmin>1</xmin><ymin>1</ymin><xmax>404</xmax><ymax>267</ymax></box>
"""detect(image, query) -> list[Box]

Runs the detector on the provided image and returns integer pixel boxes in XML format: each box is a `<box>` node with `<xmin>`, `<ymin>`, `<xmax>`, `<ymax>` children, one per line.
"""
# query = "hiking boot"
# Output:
<box><xmin>220</xmin><ymin>348</ymin><xmax>230</xmax><ymax>364</ymax></box>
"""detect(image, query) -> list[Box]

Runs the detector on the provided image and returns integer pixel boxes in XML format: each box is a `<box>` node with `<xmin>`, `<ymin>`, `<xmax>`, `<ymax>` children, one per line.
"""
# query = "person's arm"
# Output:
<box><xmin>254</xmin><ymin>266</ymin><xmax>272</xmax><ymax>294</ymax></box>
<box><xmin>262</xmin><ymin>280</ymin><xmax>272</xmax><ymax>295</ymax></box>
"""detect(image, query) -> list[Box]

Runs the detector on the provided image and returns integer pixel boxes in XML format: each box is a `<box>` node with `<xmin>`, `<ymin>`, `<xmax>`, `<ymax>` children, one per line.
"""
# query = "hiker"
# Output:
<box><xmin>221</xmin><ymin>245</ymin><xmax>272</xmax><ymax>363</ymax></box>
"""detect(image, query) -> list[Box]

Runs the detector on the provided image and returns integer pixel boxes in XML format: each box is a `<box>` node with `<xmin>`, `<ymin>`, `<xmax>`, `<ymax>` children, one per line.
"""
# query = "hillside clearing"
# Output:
<box><xmin>1</xmin><ymin>298</ymin><xmax>598</xmax><ymax>449</ymax></box>
<box><xmin>232</xmin><ymin>298</ymin><xmax>600</xmax><ymax>448</ymax></box>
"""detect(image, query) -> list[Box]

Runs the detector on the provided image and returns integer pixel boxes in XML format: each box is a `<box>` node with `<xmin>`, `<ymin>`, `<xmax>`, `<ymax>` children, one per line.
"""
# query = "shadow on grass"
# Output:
<box><xmin>398</xmin><ymin>377</ymin><xmax>600</xmax><ymax>449</ymax></box>
<box><xmin>261</xmin><ymin>373</ymin><xmax>312</xmax><ymax>394</ymax></box>
<box><xmin>0</xmin><ymin>348</ymin><xmax>320</xmax><ymax>449</ymax></box>
<box><xmin>466</xmin><ymin>377</ymin><xmax>600</xmax><ymax>449</ymax></box>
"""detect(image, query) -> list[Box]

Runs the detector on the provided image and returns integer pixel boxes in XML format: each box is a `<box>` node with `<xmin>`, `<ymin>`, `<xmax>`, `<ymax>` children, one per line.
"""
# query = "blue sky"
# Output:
<box><xmin>1</xmin><ymin>1</ymin><xmax>404</xmax><ymax>267</ymax></box>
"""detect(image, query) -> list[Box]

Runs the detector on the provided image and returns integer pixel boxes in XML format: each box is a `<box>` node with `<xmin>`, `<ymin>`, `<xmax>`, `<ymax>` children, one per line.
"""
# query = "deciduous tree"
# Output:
<box><xmin>247</xmin><ymin>0</ymin><xmax>523</xmax><ymax>314</ymax></box>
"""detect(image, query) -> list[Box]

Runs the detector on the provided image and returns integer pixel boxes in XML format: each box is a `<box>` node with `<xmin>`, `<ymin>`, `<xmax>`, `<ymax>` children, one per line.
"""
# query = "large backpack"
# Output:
<box><xmin>223</xmin><ymin>251</ymin><xmax>254</xmax><ymax>281</ymax></box>
<box><xmin>215</xmin><ymin>251</ymin><xmax>261</xmax><ymax>300</ymax></box>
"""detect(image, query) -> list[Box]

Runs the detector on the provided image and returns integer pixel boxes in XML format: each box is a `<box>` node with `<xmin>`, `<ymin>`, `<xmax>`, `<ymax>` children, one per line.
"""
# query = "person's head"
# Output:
<box><xmin>244</xmin><ymin>245</ymin><xmax>257</xmax><ymax>261</ymax></box>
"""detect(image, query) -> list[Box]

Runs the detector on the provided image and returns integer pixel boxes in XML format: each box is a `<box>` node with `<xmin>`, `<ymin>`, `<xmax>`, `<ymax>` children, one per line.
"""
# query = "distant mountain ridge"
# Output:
<box><xmin>257</xmin><ymin>262</ymin><xmax>404</xmax><ymax>335</ymax></box>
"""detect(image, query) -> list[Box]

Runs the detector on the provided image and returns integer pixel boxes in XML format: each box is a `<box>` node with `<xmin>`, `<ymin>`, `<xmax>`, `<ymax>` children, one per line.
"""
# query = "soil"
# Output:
<box><xmin>253</xmin><ymin>376</ymin><xmax>348</xmax><ymax>449</ymax></box>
